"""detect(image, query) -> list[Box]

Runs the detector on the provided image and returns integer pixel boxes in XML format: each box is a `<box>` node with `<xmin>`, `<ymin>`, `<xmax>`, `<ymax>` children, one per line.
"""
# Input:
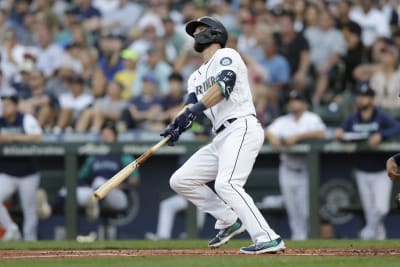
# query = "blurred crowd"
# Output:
<box><xmin>1</xmin><ymin>0</ymin><xmax>400</xmax><ymax>135</ymax></box>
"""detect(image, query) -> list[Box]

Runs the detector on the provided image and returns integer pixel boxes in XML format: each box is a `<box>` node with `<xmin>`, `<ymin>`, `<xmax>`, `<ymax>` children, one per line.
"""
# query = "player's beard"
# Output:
<box><xmin>194</xmin><ymin>42</ymin><xmax>210</xmax><ymax>53</ymax></box>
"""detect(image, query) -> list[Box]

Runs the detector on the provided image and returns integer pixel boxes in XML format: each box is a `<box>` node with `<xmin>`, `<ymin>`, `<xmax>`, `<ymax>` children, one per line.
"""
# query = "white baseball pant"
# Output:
<box><xmin>355</xmin><ymin>169</ymin><xmax>392</xmax><ymax>240</ymax></box>
<box><xmin>279</xmin><ymin>163</ymin><xmax>309</xmax><ymax>240</ymax></box>
<box><xmin>0</xmin><ymin>172</ymin><xmax>40</xmax><ymax>241</ymax></box>
<box><xmin>170</xmin><ymin>116</ymin><xmax>280</xmax><ymax>243</ymax></box>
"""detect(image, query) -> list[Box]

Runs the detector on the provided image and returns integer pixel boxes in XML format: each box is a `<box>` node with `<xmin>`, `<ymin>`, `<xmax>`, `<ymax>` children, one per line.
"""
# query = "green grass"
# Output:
<box><xmin>1</xmin><ymin>257</ymin><xmax>400</xmax><ymax>267</ymax></box>
<box><xmin>0</xmin><ymin>239</ymin><xmax>399</xmax><ymax>250</ymax></box>
<box><xmin>0</xmin><ymin>240</ymin><xmax>399</xmax><ymax>267</ymax></box>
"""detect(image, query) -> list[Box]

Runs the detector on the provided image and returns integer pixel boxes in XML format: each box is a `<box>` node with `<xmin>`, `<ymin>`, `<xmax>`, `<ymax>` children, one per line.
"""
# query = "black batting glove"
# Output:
<box><xmin>160</xmin><ymin>123</ymin><xmax>181</xmax><ymax>146</ymax></box>
<box><xmin>175</xmin><ymin>108</ymin><xmax>196</xmax><ymax>133</ymax></box>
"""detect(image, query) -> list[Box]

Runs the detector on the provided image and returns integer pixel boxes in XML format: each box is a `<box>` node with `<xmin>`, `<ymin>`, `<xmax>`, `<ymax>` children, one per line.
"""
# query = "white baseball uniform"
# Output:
<box><xmin>0</xmin><ymin>113</ymin><xmax>42</xmax><ymax>241</ymax></box>
<box><xmin>267</xmin><ymin>111</ymin><xmax>326</xmax><ymax>240</ymax></box>
<box><xmin>170</xmin><ymin>48</ymin><xmax>280</xmax><ymax>243</ymax></box>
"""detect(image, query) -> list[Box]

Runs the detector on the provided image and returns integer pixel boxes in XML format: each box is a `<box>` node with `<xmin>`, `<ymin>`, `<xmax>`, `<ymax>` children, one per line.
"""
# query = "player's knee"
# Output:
<box><xmin>169</xmin><ymin>171</ymin><xmax>184</xmax><ymax>193</ymax></box>
<box><xmin>214</xmin><ymin>180</ymin><xmax>231</xmax><ymax>198</ymax></box>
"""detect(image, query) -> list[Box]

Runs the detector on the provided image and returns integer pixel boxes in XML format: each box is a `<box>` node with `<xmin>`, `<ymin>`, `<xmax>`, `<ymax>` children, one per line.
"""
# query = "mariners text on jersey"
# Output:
<box><xmin>195</xmin><ymin>76</ymin><xmax>217</xmax><ymax>95</ymax></box>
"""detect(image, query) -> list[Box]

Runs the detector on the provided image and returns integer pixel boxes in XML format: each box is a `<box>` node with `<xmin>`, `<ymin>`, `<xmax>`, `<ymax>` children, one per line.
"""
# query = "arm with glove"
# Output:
<box><xmin>160</xmin><ymin>73</ymin><xmax>231</xmax><ymax>145</ymax></box>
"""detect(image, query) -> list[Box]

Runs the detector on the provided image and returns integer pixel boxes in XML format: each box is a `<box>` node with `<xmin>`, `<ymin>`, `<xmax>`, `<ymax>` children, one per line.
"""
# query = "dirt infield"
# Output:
<box><xmin>1</xmin><ymin>248</ymin><xmax>400</xmax><ymax>260</ymax></box>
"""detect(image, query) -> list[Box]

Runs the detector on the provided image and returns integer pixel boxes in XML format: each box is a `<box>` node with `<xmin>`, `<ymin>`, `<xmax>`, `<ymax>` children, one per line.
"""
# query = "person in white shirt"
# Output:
<box><xmin>56</xmin><ymin>75</ymin><xmax>93</xmax><ymax>132</ymax></box>
<box><xmin>265</xmin><ymin>91</ymin><xmax>326</xmax><ymax>240</ymax></box>
<box><xmin>349</xmin><ymin>0</ymin><xmax>390</xmax><ymax>48</ymax></box>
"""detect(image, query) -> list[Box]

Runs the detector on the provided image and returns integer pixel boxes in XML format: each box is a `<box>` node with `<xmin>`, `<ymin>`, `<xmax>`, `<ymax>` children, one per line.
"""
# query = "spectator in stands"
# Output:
<box><xmin>45</xmin><ymin>121</ymin><xmax>139</xmax><ymax>221</ymax></box>
<box><xmin>160</xmin><ymin>72</ymin><xmax>185</xmax><ymax>124</ymax></box>
<box><xmin>349</xmin><ymin>0</ymin><xmax>390</xmax><ymax>50</ymax></box>
<box><xmin>34</xmin><ymin>24</ymin><xmax>68</xmax><ymax>77</ymax></box>
<box><xmin>265</xmin><ymin>91</ymin><xmax>326</xmax><ymax>240</ymax></box>
<box><xmin>70</xmin><ymin>0</ymin><xmax>102</xmax><ymax>33</ymax></box>
<box><xmin>45</xmin><ymin>58</ymin><xmax>79</xmax><ymax>98</ymax></box>
<box><xmin>0</xmin><ymin>28</ymin><xmax>33</xmax><ymax>88</ymax></box>
<box><xmin>136</xmin><ymin>0</ymin><xmax>165</xmax><ymax>38</ymax></box>
<box><xmin>18</xmin><ymin>69</ymin><xmax>58</xmax><ymax>130</ymax></box>
<box><xmin>336</xmin><ymin>0</ymin><xmax>363</xmax><ymax>89</ymax></box>
<box><xmin>369</xmin><ymin>45</ymin><xmax>400</xmax><ymax>111</ymax></box>
<box><xmin>121</xmin><ymin>73</ymin><xmax>163</xmax><ymax>131</ymax></box>
<box><xmin>258</xmin><ymin>34</ymin><xmax>290</xmax><ymax>111</ymax></box>
<box><xmin>75</xmin><ymin>80</ymin><xmax>126</xmax><ymax>133</ymax></box>
<box><xmin>0</xmin><ymin>92</ymin><xmax>43</xmax><ymax>241</ymax></box>
<box><xmin>0</xmin><ymin>6</ymin><xmax>13</xmax><ymax>41</ymax></box>
<box><xmin>162</xmin><ymin>17</ymin><xmax>188</xmax><ymax>65</ymax></box>
<box><xmin>275</xmin><ymin>11</ymin><xmax>310</xmax><ymax>93</ymax></box>
<box><xmin>76</xmin><ymin>46</ymin><xmax>98</xmax><ymax>87</ymax></box>
<box><xmin>54</xmin><ymin>7</ymin><xmax>79</xmax><ymax>47</ymax></box>
<box><xmin>334</xmin><ymin>83</ymin><xmax>400</xmax><ymax>240</ymax></box>
<box><xmin>16</xmin><ymin>8</ymin><xmax>36</xmax><ymax>46</ymax></box>
<box><xmin>91</xmin><ymin>33</ymin><xmax>124</xmax><ymax>97</ymax></box>
<box><xmin>55</xmin><ymin>74</ymin><xmax>93</xmax><ymax>133</ymax></box>
<box><xmin>114</xmin><ymin>49</ymin><xmax>140</xmax><ymax>100</ymax></box>
<box><xmin>303</xmin><ymin>2</ymin><xmax>319</xmax><ymax>31</ymax></box>
<box><xmin>129</xmin><ymin>23</ymin><xmax>159</xmax><ymax>60</ymax></box>
<box><xmin>101</xmin><ymin>0</ymin><xmax>144</xmax><ymax>35</ymax></box>
<box><xmin>377</xmin><ymin>0</ymin><xmax>398</xmax><ymax>33</ymax></box>
<box><xmin>292</xmin><ymin>0</ymin><xmax>307</xmax><ymax>32</ymax></box>
<box><xmin>133</xmin><ymin>47</ymin><xmax>172</xmax><ymax>96</ymax></box>
<box><xmin>252</xmin><ymin>73</ymin><xmax>279</xmax><ymax>128</ymax></box>
<box><xmin>304</xmin><ymin>10</ymin><xmax>347</xmax><ymax>105</ymax></box>
<box><xmin>237</xmin><ymin>15</ymin><xmax>258</xmax><ymax>59</ymax></box>
<box><xmin>353</xmin><ymin>40</ymin><xmax>400</xmax><ymax>111</ymax></box>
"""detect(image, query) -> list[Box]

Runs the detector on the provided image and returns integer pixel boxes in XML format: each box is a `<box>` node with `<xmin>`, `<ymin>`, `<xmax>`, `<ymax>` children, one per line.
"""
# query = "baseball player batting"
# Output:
<box><xmin>160</xmin><ymin>16</ymin><xmax>285</xmax><ymax>254</ymax></box>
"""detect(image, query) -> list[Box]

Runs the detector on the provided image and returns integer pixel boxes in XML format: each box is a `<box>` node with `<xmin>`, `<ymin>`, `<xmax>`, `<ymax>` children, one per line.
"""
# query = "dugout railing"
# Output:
<box><xmin>0</xmin><ymin>140</ymin><xmax>399</xmax><ymax>239</ymax></box>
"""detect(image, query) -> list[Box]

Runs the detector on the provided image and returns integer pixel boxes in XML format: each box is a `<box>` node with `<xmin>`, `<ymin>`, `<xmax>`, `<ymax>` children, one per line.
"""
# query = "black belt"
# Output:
<box><xmin>216</xmin><ymin>118</ymin><xmax>237</xmax><ymax>134</ymax></box>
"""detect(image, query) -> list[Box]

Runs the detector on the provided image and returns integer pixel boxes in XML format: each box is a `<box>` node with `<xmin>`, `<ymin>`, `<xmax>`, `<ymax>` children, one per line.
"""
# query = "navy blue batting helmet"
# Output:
<box><xmin>185</xmin><ymin>17</ymin><xmax>228</xmax><ymax>48</ymax></box>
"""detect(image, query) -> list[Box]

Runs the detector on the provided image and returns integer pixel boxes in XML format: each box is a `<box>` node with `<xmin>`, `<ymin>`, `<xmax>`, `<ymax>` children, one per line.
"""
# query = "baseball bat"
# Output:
<box><xmin>93</xmin><ymin>135</ymin><xmax>171</xmax><ymax>200</ymax></box>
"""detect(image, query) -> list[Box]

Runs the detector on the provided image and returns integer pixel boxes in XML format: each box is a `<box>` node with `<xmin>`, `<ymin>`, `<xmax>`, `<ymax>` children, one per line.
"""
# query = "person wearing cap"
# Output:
<box><xmin>0</xmin><ymin>92</ymin><xmax>43</xmax><ymax>241</ymax></box>
<box><xmin>265</xmin><ymin>91</ymin><xmax>326</xmax><ymax>240</ymax></box>
<box><xmin>114</xmin><ymin>49</ymin><xmax>140</xmax><ymax>100</ymax></box>
<box><xmin>334</xmin><ymin>83</ymin><xmax>400</xmax><ymax>240</ymax></box>
<box><xmin>40</xmin><ymin>121</ymin><xmax>139</xmax><ymax>222</ymax></box>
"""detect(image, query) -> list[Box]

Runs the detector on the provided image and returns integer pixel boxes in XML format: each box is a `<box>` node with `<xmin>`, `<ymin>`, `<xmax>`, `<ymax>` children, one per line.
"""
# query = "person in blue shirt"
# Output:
<box><xmin>334</xmin><ymin>83</ymin><xmax>400</xmax><ymax>240</ymax></box>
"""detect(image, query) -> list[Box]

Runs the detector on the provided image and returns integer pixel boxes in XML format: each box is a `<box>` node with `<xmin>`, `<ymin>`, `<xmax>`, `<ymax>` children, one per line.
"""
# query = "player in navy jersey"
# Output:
<box><xmin>334</xmin><ymin>83</ymin><xmax>400</xmax><ymax>239</ymax></box>
<box><xmin>0</xmin><ymin>93</ymin><xmax>42</xmax><ymax>241</ymax></box>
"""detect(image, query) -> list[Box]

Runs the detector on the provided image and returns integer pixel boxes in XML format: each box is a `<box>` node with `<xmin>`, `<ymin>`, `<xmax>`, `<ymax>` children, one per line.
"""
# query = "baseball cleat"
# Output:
<box><xmin>36</xmin><ymin>188</ymin><xmax>52</xmax><ymax>219</ymax></box>
<box><xmin>208</xmin><ymin>219</ymin><xmax>245</xmax><ymax>248</ymax></box>
<box><xmin>239</xmin><ymin>238</ymin><xmax>286</xmax><ymax>255</ymax></box>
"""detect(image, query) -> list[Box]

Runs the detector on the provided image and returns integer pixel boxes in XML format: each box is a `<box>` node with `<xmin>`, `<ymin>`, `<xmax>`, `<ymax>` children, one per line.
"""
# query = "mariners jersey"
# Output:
<box><xmin>0</xmin><ymin>113</ymin><xmax>42</xmax><ymax>176</ymax></box>
<box><xmin>187</xmin><ymin>48</ymin><xmax>256</xmax><ymax>131</ymax></box>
